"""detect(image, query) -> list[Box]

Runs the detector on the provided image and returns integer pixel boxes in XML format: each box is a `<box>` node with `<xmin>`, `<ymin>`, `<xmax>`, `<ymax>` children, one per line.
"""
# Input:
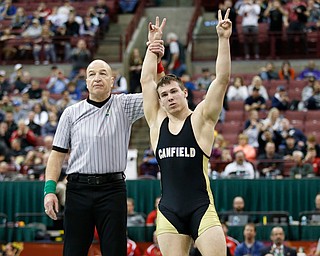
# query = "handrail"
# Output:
<box><xmin>125</xmin><ymin>0</ymin><xmax>147</xmax><ymax>48</ymax></box>
<box><xmin>191</xmin><ymin>29</ymin><xmax>320</xmax><ymax>60</ymax></box>
<box><xmin>186</xmin><ymin>0</ymin><xmax>202</xmax><ymax>47</ymax></box>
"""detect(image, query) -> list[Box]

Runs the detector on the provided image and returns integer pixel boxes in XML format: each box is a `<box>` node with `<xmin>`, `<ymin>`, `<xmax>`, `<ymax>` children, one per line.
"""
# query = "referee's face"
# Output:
<box><xmin>86</xmin><ymin>60</ymin><xmax>114</xmax><ymax>101</ymax></box>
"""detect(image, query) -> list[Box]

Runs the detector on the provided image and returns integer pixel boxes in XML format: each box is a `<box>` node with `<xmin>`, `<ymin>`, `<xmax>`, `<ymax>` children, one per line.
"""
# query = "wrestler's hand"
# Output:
<box><xmin>148</xmin><ymin>16</ymin><xmax>166</xmax><ymax>43</ymax></box>
<box><xmin>44</xmin><ymin>193</ymin><xmax>59</xmax><ymax>220</ymax></box>
<box><xmin>216</xmin><ymin>9</ymin><xmax>232</xmax><ymax>39</ymax></box>
<box><xmin>149</xmin><ymin>40</ymin><xmax>165</xmax><ymax>61</ymax></box>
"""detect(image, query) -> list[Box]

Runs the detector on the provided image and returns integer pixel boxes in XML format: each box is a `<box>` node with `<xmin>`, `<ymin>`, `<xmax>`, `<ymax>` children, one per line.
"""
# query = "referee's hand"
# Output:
<box><xmin>44</xmin><ymin>194</ymin><xmax>59</xmax><ymax>220</ymax></box>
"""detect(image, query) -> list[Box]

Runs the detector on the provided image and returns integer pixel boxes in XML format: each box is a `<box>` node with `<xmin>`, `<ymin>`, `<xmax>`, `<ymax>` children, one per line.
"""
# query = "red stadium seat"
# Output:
<box><xmin>228</xmin><ymin>100</ymin><xmax>245</xmax><ymax>111</ymax></box>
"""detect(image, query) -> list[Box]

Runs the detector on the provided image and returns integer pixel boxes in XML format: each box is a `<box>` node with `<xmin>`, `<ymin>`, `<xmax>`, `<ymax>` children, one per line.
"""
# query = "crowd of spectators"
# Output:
<box><xmin>217</xmin><ymin>0</ymin><xmax>320</xmax><ymax>59</ymax></box>
<box><xmin>0</xmin><ymin>61</ymin><xmax>89</xmax><ymax>181</ymax></box>
<box><xmin>0</xmin><ymin>0</ymin><xmax>114</xmax><ymax>65</ymax></box>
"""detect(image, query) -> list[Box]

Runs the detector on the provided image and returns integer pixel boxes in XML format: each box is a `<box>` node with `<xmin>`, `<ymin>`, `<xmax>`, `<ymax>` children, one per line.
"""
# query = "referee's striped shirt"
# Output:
<box><xmin>52</xmin><ymin>93</ymin><xmax>144</xmax><ymax>174</ymax></box>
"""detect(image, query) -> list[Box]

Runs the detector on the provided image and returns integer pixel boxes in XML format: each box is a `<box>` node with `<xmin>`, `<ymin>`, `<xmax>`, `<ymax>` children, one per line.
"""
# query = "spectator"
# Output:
<box><xmin>13</xmin><ymin>71</ymin><xmax>32</xmax><ymax>95</ymax></box>
<box><xmin>290</xmin><ymin>150</ymin><xmax>314</xmax><ymax>178</ymax></box>
<box><xmin>247</xmin><ymin>76</ymin><xmax>269</xmax><ymax>100</ymax></box>
<box><xmin>219</xmin><ymin>0</ymin><xmax>238</xmax><ymax>35</ymax></box>
<box><xmin>0</xmin><ymin>28</ymin><xmax>17</xmax><ymax>61</ymax></box>
<box><xmin>305</xmin><ymin>80</ymin><xmax>320</xmax><ymax>110</ymax></box>
<box><xmin>85</xmin><ymin>7</ymin><xmax>99</xmax><ymax>27</ymax></box>
<box><xmin>221</xmin><ymin>196</ymin><xmax>253</xmax><ymax>226</ymax></box>
<box><xmin>1</xmin><ymin>95</ymin><xmax>14</xmax><ymax>113</ymax></box>
<box><xmin>0</xmin><ymin>0</ymin><xmax>17</xmax><ymax>20</ymax></box>
<box><xmin>64</xmin><ymin>12</ymin><xmax>80</xmax><ymax>37</ymax></box>
<box><xmin>260</xmin><ymin>226</ymin><xmax>297</xmax><ymax>256</ymax></box>
<box><xmin>27</xmin><ymin>79</ymin><xmax>43</xmax><ymax>100</ymax></box>
<box><xmin>36</xmin><ymin>2</ymin><xmax>52</xmax><ymax>20</ymax></box>
<box><xmin>285</xmin><ymin>0</ymin><xmax>308</xmax><ymax>54</ymax></box>
<box><xmin>301</xmin><ymin>76</ymin><xmax>316</xmax><ymax>107</ymax></box>
<box><xmin>20</xmin><ymin>93</ymin><xmax>33</xmax><ymax>114</ymax></box>
<box><xmin>259</xmin><ymin>62</ymin><xmax>280</xmax><ymax>81</ymax></box>
<box><xmin>3</xmin><ymin>111</ymin><xmax>17</xmax><ymax>143</ymax></box>
<box><xmin>163</xmin><ymin>32</ymin><xmax>186</xmax><ymax>77</ymax></box>
<box><xmin>279</xmin><ymin>134</ymin><xmax>300</xmax><ymax>160</ymax></box>
<box><xmin>72</xmin><ymin>68</ymin><xmax>87</xmax><ymax>93</ymax></box>
<box><xmin>56</xmin><ymin>0</ymin><xmax>75</xmax><ymax>25</ymax></box>
<box><xmin>271</xmin><ymin>85</ymin><xmax>291</xmax><ymax>111</ymax></box>
<box><xmin>32</xmin><ymin>24</ymin><xmax>57</xmax><ymax>65</ymax></box>
<box><xmin>244</xmin><ymin>87</ymin><xmax>266</xmax><ymax>112</ymax></box>
<box><xmin>222</xmin><ymin>150</ymin><xmax>255</xmax><ymax>179</ymax></box>
<box><xmin>9</xmin><ymin>119</ymin><xmax>37</xmax><ymax>151</ymax></box>
<box><xmin>25</xmin><ymin>111</ymin><xmax>42</xmax><ymax>136</ymax></box>
<box><xmin>278</xmin><ymin>118</ymin><xmax>306</xmax><ymax>151</ymax></box>
<box><xmin>21</xmin><ymin>18</ymin><xmax>42</xmax><ymax>38</ymax></box>
<box><xmin>9</xmin><ymin>63</ymin><xmax>23</xmax><ymax>87</ymax></box>
<box><xmin>94</xmin><ymin>0</ymin><xmax>110</xmax><ymax>34</ymax></box>
<box><xmin>129</xmin><ymin>48</ymin><xmax>143</xmax><ymax>93</ymax></box>
<box><xmin>112</xmin><ymin>69</ymin><xmax>128</xmax><ymax>94</ymax></box>
<box><xmin>257</xmin><ymin>141</ymin><xmax>284</xmax><ymax>178</ymax></box>
<box><xmin>46</xmin><ymin>69</ymin><xmax>69</xmax><ymax>94</ymax></box>
<box><xmin>39</xmin><ymin>90</ymin><xmax>56</xmax><ymax>113</ymax></box>
<box><xmin>139</xmin><ymin>147</ymin><xmax>159</xmax><ymax>178</ymax></box>
<box><xmin>0</xmin><ymin>139</ymin><xmax>12</xmax><ymax>163</ymax></box>
<box><xmin>234</xmin><ymin>133</ymin><xmax>257</xmax><ymax>162</ymax></box>
<box><xmin>278</xmin><ymin>60</ymin><xmax>295</xmax><ymax>81</ymax></box>
<box><xmin>41</xmin><ymin>111</ymin><xmax>58</xmax><ymax>137</ymax></box>
<box><xmin>261</xmin><ymin>107</ymin><xmax>282</xmax><ymax>133</ymax></box>
<box><xmin>0</xmin><ymin>70</ymin><xmax>12</xmax><ymax>99</ymax></box>
<box><xmin>12</xmin><ymin>100</ymin><xmax>27</xmax><ymax>125</ymax></box>
<box><xmin>79</xmin><ymin>15</ymin><xmax>98</xmax><ymax>37</ymax></box>
<box><xmin>32</xmin><ymin>103</ymin><xmax>48</xmax><ymax>126</ymax></box>
<box><xmin>304</xmin><ymin>145</ymin><xmax>320</xmax><ymax>176</ymax></box>
<box><xmin>56</xmin><ymin>90</ymin><xmax>77</xmax><ymax>112</ymax></box>
<box><xmin>196</xmin><ymin>68</ymin><xmax>212</xmax><ymax>90</ymax></box>
<box><xmin>227</xmin><ymin>76</ymin><xmax>249</xmax><ymax>101</ymax></box>
<box><xmin>10</xmin><ymin>137</ymin><xmax>27</xmax><ymax>163</ymax></box>
<box><xmin>234</xmin><ymin>223</ymin><xmax>265</xmax><ymax>256</ymax></box>
<box><xmin>222</xmin><ymin>222</ymin><xmax>240</xmax><ymax>256</ymax></box>
<box><xmin>181</xmin><ymin>73</ymin><xmax>197</xmax><ymax>110</ymax></box>
<box><xmin>305</xmin><ymin>134</ymin><xmax>320</xmax><ymax>158</ymax></box>
<box><xmin>238</xmin><ymin>0</ymin><xmax>261</xmax><ymax>60</ymax></box>
<box><xmin>211</xmin><ymin>133</ymin><xmax>232</xmax><ymax>162</ymax></box>
<box><xmin>263</xmin><ymin>0</ymin><xmax>288</xmax><ymax>56</ymax></box>
<box><xmin>66</xmin><ymin>81</ymin><xmax>81</xmax><ymax>101</ymax></box>
<box><xmin>297</xmin><ymin>60</ymin><xmax>320</xmax><ymax>80</ymax></box>
<box><xmin>69</xmin><ymin>39</ymin><xmax>92</xmax><ymax>80</ymax></box>
<box><xmin>243</xmin><ymin>109</ymin><xmax>262</xmax><ymax>148</ymax></box>
<box><xmin>127</xmin><ymin>197</ymin><xmax>146</xmax><ymax>227</ymax></box>
<box><xmin>146</xmin><ymin>196</ymin><xmax>160</xmax><ymax>226</ymax></box>
<box><xmin>11</xmin><ymin>6</ymin><xmax>27</xmax><ymax>29</ymax></box>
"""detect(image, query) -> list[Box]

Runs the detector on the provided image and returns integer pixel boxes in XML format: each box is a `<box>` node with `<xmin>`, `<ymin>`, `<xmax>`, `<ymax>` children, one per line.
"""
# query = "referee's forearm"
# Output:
<box><xmin>45</xmin><ymin>150</ymin><xmax>66</xmax><ymax>182</ymax></box>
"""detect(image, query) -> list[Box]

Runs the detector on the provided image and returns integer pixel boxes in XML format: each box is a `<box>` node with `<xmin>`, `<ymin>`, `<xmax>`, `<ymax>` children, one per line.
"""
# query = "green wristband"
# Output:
<box><xmin>44</xmin><ymin>180</ymin><xmax>57</xmax><ymax>196</ymax></box>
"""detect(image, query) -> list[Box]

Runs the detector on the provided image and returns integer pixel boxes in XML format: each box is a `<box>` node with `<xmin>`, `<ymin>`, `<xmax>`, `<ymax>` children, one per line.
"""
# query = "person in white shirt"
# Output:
<box><xmin>227</xmin><ymin>76</ymin><xmax>249</xmax><ymax>101</ymax></box>
<box><xmin>222</xmin><ymin>150</ymin><xmax>255</xmax><ymax>179</ymax></box>
<box><xmin>238</xmin><ymin>0</ymin><xmax>261</xmax><ymax>60</ymax></box>
<box><xmin>247</xmin><ymin>75</ymin><xmax>269</xmax><ymax>101</ymax></box>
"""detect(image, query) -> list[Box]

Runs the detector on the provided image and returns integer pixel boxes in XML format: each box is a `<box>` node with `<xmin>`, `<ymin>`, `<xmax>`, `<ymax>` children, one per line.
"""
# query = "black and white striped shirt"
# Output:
<box><xmin>53</xmin><ymin>93</ymin><xmax>144</xmax><ymax>174</ymax></box>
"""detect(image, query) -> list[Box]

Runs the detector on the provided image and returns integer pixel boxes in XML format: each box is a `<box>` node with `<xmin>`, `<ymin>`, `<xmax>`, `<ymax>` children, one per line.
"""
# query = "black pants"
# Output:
<box><xmin>63</xmin><ymin>176</ymin><xmax>127</xmax><ymax>256</ymax></box>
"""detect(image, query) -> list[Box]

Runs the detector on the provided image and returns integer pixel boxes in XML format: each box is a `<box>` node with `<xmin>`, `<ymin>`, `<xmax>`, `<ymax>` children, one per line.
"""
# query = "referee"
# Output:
<box><xmin>43</xmin><ymin>58</ymin><xmax>161</xmax><ymax>256</ymax></box>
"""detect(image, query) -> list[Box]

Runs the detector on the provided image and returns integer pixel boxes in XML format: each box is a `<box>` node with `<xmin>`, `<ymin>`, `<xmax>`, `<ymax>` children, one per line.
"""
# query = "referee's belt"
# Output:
<box><xmin>67</xmin><ymin>172</ymin><xmax>124</xmax><ymax>185</ymax></box>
